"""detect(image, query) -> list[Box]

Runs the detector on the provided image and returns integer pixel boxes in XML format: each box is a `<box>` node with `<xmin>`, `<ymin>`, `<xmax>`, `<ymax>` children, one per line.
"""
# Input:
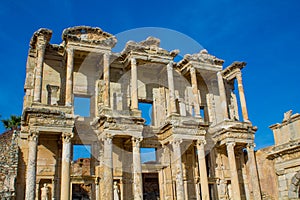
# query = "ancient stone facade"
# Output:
<box><xmin>0</xmin><ymin>130</ymin><xmax>19</xmax><ymax>199</ymax></box>
<box><xmin>17</xmin><ymin>26</ymin><xmax>263</xmax><ymax>200</ymax></box>
<box><xmin>265</xmin><ymin>111</ymin><xmax>300</xmax><ymax>200</ymax></box>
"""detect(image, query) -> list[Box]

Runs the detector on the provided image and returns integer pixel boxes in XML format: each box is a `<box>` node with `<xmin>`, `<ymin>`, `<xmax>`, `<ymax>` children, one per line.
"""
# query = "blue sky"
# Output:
<box><xmin>0</xmin><ymin>0</ymin><xmax>299</xmax><ymax>149</ymax></box>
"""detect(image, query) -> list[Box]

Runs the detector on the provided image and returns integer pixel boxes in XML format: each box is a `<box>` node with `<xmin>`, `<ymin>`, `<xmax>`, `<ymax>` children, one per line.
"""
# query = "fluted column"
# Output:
<box><xmin>60</xmin><ymin>133</ymin><xmax>73</xmax><ymax>200</ymax></box>
<box><xmin>65</xmin><ymin>48</ymin><xmax>74</xmax><ymax>106</ymax></box>
<box><xmin>25</xmin><ymin>131</ymin><xmax>39</xmax><ymax>200</ymax></box>
<box><xmin>103</xmin><ymin>53</ymin><xmax>110</xmax><ymax>107</ymax></box>
<box><xmin>217</xmin><ymin>72</ymin><xmax>228</xmax><ymax>120</ymax></box>
<box><xmin>172</xmin><ymin>139</ymin><xmax>185</xmax><ymax>200</ymax></box>
<box><xmin>102</xmin><ymin>135</ymin><xmax>113</xmax><ymax>200</ymax></box>
<box><xmin>226</xmin><ymin>142</ymin><xmax>241</xmax><ymax>200</ymax></box>
<box><xmin>247</xmin><ymin>143</ymin><xmax>261</xmax><ymax>200</ymax></box>
<box><xmin>33</xmin><ymin>43</ymin><xmax>46</xmax><ymax>102</ymax></box>
<box><xmin>190</xmin><ymin>67</ymin><xmax>201</xmax><ymax>117</ymax></box>
<box><xmin>236</xmin><ymin>72</ymin><xmax>249</xmax><ymax>122</ymax></box>
<box><xmin>130</xmin><ymin>58</ymin><xmax>138</xmax><ymax>110</ymax></box>
<box><xmin>196</xmin><ymin>140</ymin><xmax>210</xmax><ymax>200</ymax></box>
<box><xmin>167</xmin><ymin>61</ymin><xmax>177</xmax><ymax>115</ymax></box>
<box><xmin>132</xmin><ymin>137</ymin><xmax>143</xmax><ymax>200</ymax></box>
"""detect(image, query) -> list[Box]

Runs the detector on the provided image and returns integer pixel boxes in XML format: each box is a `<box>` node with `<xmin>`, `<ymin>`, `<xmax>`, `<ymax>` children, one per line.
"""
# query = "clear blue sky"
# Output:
<box><xmin>0</xmin><ymin>0</ymin><xmax>299</xmax><ymax>149</ymax></box>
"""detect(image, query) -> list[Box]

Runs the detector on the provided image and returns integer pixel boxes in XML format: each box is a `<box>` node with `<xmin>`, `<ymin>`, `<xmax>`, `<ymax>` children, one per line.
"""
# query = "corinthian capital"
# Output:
<box><xmin>28</xmin><ymin>131</ymin><xmax>39</xmax><ymax>142</ymax></box>
<box><xmin>62</xmin><ymin>132</ymin><xmax>73</xmax><ymax>143</ymax></box>
<box><xmin>132</xmin><ymin>137</ymin><xmax>143</xmax><ymax>148</ymax></box>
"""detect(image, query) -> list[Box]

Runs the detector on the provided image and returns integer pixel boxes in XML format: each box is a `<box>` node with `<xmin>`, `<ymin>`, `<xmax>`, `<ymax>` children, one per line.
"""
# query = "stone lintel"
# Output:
<box><xmin>66</xmin><ymin>42</ymin><xmax>113</xmax><ymax>53</ymax></box>
<box><xmin>30</xmin><ymin>28</ymin><xmax>52</xmax><ymax>50</ymax></box>
<box><xmin>122</xmin><ymin>52</ymin><xmax>173</xmax><ymax>68</ymax></box>
<box><xmin>221</xmin><ymin>61</ymin><xmax>246</xmax><ymax>81</ymax></box>
<box><xmin>62</xmin><ymin>26</ymin><xmax>117</xmax><ymax>48</ymax></box>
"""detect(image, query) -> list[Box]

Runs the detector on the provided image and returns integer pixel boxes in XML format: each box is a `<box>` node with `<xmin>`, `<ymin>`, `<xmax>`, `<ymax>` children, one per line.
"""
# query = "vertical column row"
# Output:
<box><xmin>60</xmin><ymin>132</ymin><xmax>73</xmax><ymax>200</ymax></box>
<box><xmin>217</xmin><ymin>72</ymin><xmax>228</xmax><ymax>120</ymax></box>
<box><xmin>171</xmin><ymin>139</ymin><xmax>185</xmax><ymax>200</ymax></box>
<box><xmin>131</xmin><ymin>58</ymin><xmax>138</xmax><ymax>111</ymax></box>
<box><xmin>103</xmin><ymin>53</ymin><xmax>110</xmax><ymax>108</ymax></box>
<box><xmin>226</xmin><ymin>142</ymin><xmax>241</xmax><ymax>200</ymax></box>
<box><xmin>33</xmin><ymin>43</ymin><xmax>46</xmax><ymax>102</ymax></box>
<box><xmin>190</xmin><ymin>67</ymin><xmax>201</xmax><ymax>117</ymax></box>
<box><xmin>167</xmin><ymin>62</ymin><xmax>177</xmax><ymax>115</ymax></box>
<box><xmin>246</xmin><ymin>143</ymin><xmax>262</xmax><ymax>200</ymax></box>
<box><xmin>25</xmin><ymin>131</ymin><xmax>39</xmax><ymax>200</ymax></box>
<box><xmin>65</xmin><ymin>48</ymin><xmax>74</xmax><ymax>106</ymax></box>
<box><xmin>132</xmin><ymin>137</ymin><xmax>143</xmax><ymax>200</ymax></box>
<box><xmin>196</xmin><ymin>140</ymin><xmax>210</xmax><ymax>200</ymax></box>
<box><xmin>236</xmin><ymin>72</ymin><xmax>249</xmax><ymax>122</ymax></box>
<box><xmin>102</xmin><ymin>135</ymin><xmax>113</xmax><ymax>200</ymax></box>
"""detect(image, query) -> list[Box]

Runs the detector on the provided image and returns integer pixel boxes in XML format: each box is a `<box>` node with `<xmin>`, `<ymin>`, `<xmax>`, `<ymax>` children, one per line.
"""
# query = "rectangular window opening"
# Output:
<box><xmin>200</xmin><ymin>106</ymin><xmax>205</xmax><ymax>120</ymax></box>
<box><xmin>138</xmin><ymin>102</ymin><xmax>153</xmax><ymax>126</ymax></box>
<box><xmin>72</xmin><ymin>144</ymin><xmax>91</xmax><ymax>161</ymax></box>
<box><xmin>74</xmin><ymin>96</ymin><xmax>91</xmax><ymax>117</ymax></box>
<box><xmin>141</xmin><ymin>148</ymin><xmax>156</xmax><ymax>164</ymax></box>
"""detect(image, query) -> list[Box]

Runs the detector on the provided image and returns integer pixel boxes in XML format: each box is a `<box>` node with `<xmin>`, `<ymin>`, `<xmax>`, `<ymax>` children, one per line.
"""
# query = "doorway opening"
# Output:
<box><xmin>142</xmin><ymin>173</ymin><xmax>160</xmax><ymax>200</ymax></box>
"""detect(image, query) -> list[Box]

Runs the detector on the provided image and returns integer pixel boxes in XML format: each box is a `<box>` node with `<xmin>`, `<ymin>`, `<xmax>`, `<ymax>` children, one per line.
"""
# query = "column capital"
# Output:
<box><xmin>132</xmin><ymin>137</ymin><xmax>143</xmax><ymax>148</ymax></box>
<box><xmin>190</xmin><ymin>66</ymin><xmax>196</xmax><ymax>73</ymax></box>
<box><xmin>167</xmin><ymin>61</ymin><xmax>173</xmax><ymax>70</ymax></box>
<box><xmin>196</xmin><ymin>139</ymin><xmax>206</xmax><ymax>147</ymax></box>
<box><xmin>66</xmin><ymin>47</ymin><xmax>74</xmax><ymax>55</ymax></box>
<box><xmin>28</xmin><ymin>131</ymin><xmax>39</xmax><ymax>142</ymax></box>
<box><xmin>131</xmin><ymin>57</ymin><xmax>137</xmax><ymax>65</ymax></box>
<box><xmin>102</xmin><ymin>134</ymin><xmax>113</xmax><ymax>144</ymax></box>
<box><xmin>62</xmin><ymin>132</ymin><xmax>73</xmax><ymax>143</ymax></box>
<box><xmin>36</xmin><ymin>42</ymin><xmax>46</xmax><ymax>51</ymax></box>
<box><xmin>226</xmin><ymin>141</ymin><xmax>236</xmax><ymax>149</ymax></box>
<box><xmin>246</xmin><ymin>143</ymin><xmax>255</xmax><ymax>150</ymax></box>
<box><xmin>171</xmin><ymin>138</ymin><xmax>183</xmax><ymax>147</ymax></box>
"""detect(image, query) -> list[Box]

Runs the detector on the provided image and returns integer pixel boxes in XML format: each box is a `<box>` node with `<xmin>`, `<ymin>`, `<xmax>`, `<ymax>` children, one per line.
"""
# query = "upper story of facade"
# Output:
<box><xmin>22</xmin><ymin>26</ymin><xmax>255</xmax><ymax>143</ymax></box>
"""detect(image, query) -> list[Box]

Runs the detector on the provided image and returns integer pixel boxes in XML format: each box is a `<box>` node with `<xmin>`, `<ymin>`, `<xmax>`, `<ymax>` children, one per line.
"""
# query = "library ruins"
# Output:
<box><xmin>0</xmin><ymin>26</ymin><xmax>299</xmax><ymax>200</ymax></box>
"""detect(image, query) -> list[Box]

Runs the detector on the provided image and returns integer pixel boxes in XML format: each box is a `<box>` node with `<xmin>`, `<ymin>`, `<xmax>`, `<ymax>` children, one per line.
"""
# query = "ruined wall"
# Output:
<box><xmin>255</xmin><ymin>147</ymin><xmax>278</xmax><ymax>200</ymax></box>
<box><xmin>0</xmin><ymin>130</ymin><xmax>19</xmax><ymax>199</ymax></box>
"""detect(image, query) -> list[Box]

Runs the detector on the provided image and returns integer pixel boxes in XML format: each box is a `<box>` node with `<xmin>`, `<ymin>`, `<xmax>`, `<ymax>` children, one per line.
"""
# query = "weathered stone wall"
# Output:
<box><xmin>0</xmin><ymin>130</ymin><xmax>19</xmax><ymax>199</ymax></box>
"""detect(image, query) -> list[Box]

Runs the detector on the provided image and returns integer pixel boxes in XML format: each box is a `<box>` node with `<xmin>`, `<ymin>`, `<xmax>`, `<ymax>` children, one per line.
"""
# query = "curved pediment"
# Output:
<box><xmin>62</xmin><ymin>26</ymin><xmax>117</xmax><ymax>48</ymax></box>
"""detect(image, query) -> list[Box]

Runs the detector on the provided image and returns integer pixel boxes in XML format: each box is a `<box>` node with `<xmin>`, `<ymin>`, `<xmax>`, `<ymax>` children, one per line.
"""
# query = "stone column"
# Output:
<box><xmin>167</xmin><ymin>61</ymin><xmax>177</xmax><ymax>115</ymax></box>
<box><xmin>196</xmin><ymin>140</ymin><xmax>210</xmax><ymax>200</ymax></box>
<box><xmin>236</xmin><ymin>72</ymin><xmax>249</xmax><ymax>122</ymax></box>
<box><xmin>95</xmin><ymin>177</ymin><xmax>100</xmax><ymax>200</ymax></box>
<box><xmin>172</xmin><ymin>139</ymin><xmax>185</xmax><ymax>200</ymax></box>
<box><xmin>25</xmin><ymin>131</ymin><xmax>39</xmax><ymax>200</ymax></box>
<box><xmin>60</xmin><ymin>133</ymin><xmax>72</xmax><ymax>200</ymax></box>
<box><xmin>246</xmin><ymin>143</ymin><xmax>262</xmax><ymax>200</ymax></box>
<box><xmin>132</xmin><ymin>137</ymin><xmax>143</xmax><ymax>200</ymax></box>
<box><xmin>190</xmin><ymin>67</ymin><xmax>201</xmax><ymax>117</ymax></box>
<box><xmin>217</xmin><ymin>72</ymin><xmax>228</xmax><ymax>120</ymax></box>
<box><xmin>102</xmin><ymin>135</ymin><xmax>113</xmax><ymax>200</ymax></box>
<box><xmin>240</xmin><ymin>152</ymin><xmax>251</xmax><ymax>200</ymax></box>
<box><xmin>131</xmin><ymin>58</ymin><xmax>138</xmax><ymax>111</ymax></box>
<box><xmin>52</xmin><ymin>178</ymin><xmax>56</xmax><ymax>200</ymax></box>
<box><xmin>226</xmin><ymin>142</ymin><xmax>241</xmax><ymax>200</ymax></box>
<box><xmin>65</xmin><ymin>48</ymin><xmax>74</xmax><ymax>106</ymax></box>
<box><xmin>33</xmin><ymin>43</ymin><xmax>46</xmax><ymax>102</ymax></box>
<box><xmin>103</xmin><ymin>53</ymin><xmax>110</xmax><ymax>107</ymax></box>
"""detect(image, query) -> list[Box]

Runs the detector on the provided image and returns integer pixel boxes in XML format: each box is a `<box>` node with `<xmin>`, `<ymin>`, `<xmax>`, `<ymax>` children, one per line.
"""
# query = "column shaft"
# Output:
<box><xmin>102</xmin><ymin>136</ymin><xmax>113</xmax><ymax>200</ymax></box>
<box><xmin>33</xmin><ymin>44</ymin><xmax>46</xmax><ymax>102</ymax></box>
<box><xmin>25</xmin><ymin>132</ymin><xmax>39</xmax><ymax>200</ymax></box>
<box><xmin>131</xmin><ymin>58</ymin><xmax>138</xmax><ymax>110</ymax></box>
<box><xmin>190</xmin><ymin>67</ymin><xmax>201</xmax><ymax>117</ymax></box>
<box><xmin>60</xmin><ymin>133</ymin><xmax>72</xmax><ymax>200</ymax></box>
<box><xmin>236</xmin><ymin>73</ymin><xmax>249</xmax><ymax>121</ymax></box>
<box><xmin>247</xmin><ymin>144</ymin><xmax>261</xmax><ymax>200</ymax></box>
<box><xmin>226</xmin><ymin>142</ymin><xmax>241</xmax><ymax>200</ymax></box>
<box><xmin>132</xmin><ymin>137</ymin><xmax>143</xmax><ymax>200</ymax></box>
<box><xmin>103</xmin><ymin>53</ymin><xmax>110</xmax><ymax>107</ymax></box>
<box><xmin>217</xmin><ymin>72</ymin><xmax>228</xmax><ymax>120</ymax></box>
<box><xmin>172</xmin><ymin>140</ymin><xmax>185</xmax><ymax>200</ymax></box>
<box><xmin>196</xmin><ymin>140</ymin><xmax>210</xmax><ymax>200</ymax></box>
<box><xmin>65</xmin><ymin>48</ymin><xmax>74</xmax><ymax>106</ymax></box>
<box><xmin>167</xmin><ymin>62</ymin><xmax>177</xmax><ymax>115</ymax></box>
